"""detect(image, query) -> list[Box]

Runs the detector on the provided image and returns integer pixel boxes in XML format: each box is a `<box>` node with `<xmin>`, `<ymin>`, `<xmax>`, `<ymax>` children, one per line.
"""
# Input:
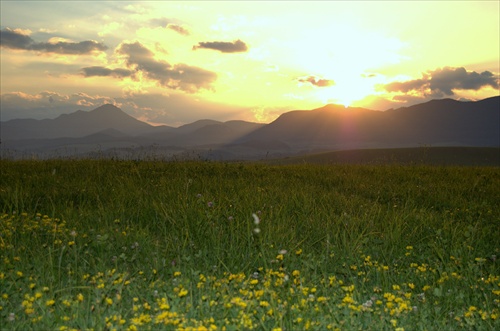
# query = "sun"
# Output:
<box><xmin>314</xmin><ymin>76</ymin><xmax>377</xmax><ymax>108</ymax></box>
<box><xmin>285</xmin><ymin>23</ymin><xmax>405</xmax><ymax>108</ymax></box>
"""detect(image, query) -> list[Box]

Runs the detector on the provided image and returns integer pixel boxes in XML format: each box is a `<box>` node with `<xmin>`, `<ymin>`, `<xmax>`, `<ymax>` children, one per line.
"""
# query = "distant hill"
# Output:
<box><xmin>236</xmin><ymin>96</ymin><xmax>499</xmax><ymax>150</ymax></box>
<box><xmin>1</xmin><ymin>96</ymin><xmax>498</xmax><ymax>160</ymax></box>
<box><xmin>1</xmin><ymin>104</ymin><xmax>158</xmax><ymax>140</ymax></box>
<box><xmin>175</xmin><ymin>119</ymin><xmax>223</xmax><ymax>134</ymax></box>
<box><xmin>265</xmin><ymin>147</ymin><xmax>500</xmax><ymax>166</ymax></box>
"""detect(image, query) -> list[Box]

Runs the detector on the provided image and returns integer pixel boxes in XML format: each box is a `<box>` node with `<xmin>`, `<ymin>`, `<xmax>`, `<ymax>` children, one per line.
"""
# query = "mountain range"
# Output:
<box><xmin>1</xmin><ymin>96</ymin><xmax>499</xmax><ymax>160</ymax></box>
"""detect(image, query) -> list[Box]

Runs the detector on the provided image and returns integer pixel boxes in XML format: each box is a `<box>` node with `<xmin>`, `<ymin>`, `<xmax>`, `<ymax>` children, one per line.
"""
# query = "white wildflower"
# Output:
<box><xmin>252</xmin><ymin>213</ymin><xmax>260</xmax><ymax>225</ymax></box>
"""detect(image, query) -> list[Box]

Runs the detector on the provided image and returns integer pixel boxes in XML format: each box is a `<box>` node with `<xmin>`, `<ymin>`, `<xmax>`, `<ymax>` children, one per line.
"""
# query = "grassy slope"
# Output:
<box><xmin>0</xmin><ymin>160</ymin><xmax>499</xmax><ymax>330</ymax></box>
<box><xmin>268</xmin><ymin>147</ymin><xmax>500</xmax><ymax>166</ymax></box>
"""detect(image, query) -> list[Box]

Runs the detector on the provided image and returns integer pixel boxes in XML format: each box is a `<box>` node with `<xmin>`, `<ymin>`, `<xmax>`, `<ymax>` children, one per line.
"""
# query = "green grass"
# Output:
<box><xmin>1</xmin><ymin>159</ymin><xmax>499</xmax><ymax>330</ymax></box>
<box><xmin>269</xmin><ymin>147</ymin><xmax>500</xmax><ymax>166</ymax></box>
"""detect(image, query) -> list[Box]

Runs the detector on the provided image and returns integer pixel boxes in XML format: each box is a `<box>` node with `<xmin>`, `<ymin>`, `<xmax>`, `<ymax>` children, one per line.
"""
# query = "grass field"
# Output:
<box><xmin>1</xmin><ymin>159</ymin><xmax>499</xmax><ymax>330</ymax></box>
<box><xmin>269</xmin><ymin>147</ymin><xmax>500</xmax><ymax>166</ymax></box>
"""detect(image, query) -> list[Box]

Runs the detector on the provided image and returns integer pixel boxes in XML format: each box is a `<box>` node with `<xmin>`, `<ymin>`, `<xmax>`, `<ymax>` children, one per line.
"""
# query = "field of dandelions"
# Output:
<box><xmin>0</xmin><ymin>160</ymin><xmax>499</xmax><ymax>330</ymax></box>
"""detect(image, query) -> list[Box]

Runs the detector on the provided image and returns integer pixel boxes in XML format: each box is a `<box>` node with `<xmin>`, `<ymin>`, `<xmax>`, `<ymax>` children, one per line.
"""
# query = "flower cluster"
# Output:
<box><xmin>1</xmin><ymin>210</ymin><xmax>499</xmax><ymax>330</ymax></box>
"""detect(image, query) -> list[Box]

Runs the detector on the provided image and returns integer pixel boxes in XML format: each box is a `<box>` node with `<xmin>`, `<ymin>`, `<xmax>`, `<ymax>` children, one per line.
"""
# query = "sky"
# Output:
<box><xmin>1</xmin><ymin>1</ymin><xmax>499</xmax><ymax>126</ymax></box>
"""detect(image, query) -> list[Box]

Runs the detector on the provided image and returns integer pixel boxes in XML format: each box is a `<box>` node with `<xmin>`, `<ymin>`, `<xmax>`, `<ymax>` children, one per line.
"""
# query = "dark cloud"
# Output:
<box><xmin>166</xmin><ymin>24</ymin><xmax>190</xmax><ymax>36</ymax></box>
<box><xmin>385</xmin><ymin>78</ymin><xmax>428</xmax><ymax>94</ymax></box>
<box><xmin>118</xmin><ymin>42</ymin><xmax>217</xmax><ymax>92</ymax></box>
<box><xmin>82</xmin><ymin>41</ymin><xmax>217</xmax><ymax>92</ymax></box>
<box><xmin>0</xmin><ymin>28</ymin><xmax>107</xmax><ymax>55</ymax></box>
<box><xmin>0</xmin><ymin>28</ymin><xmax>33</xmax><ymax>49</ymax></box>
<box><xmin>192</xmin><ymin>39</ymin><xmax>248</xmax><ymax>53</ymax></box>
<box><xmin>298</xmin><ymin>75</ymin><xmax>335</xmax><ymax>87</ymax></box>
<box><xmin>31</xmin><ymin>40</ymin><xmax>108</xmax><ymax>55</ymax></box>
<box><xmin>81</xmin><ymin>66</ymin><xmax>134</xmax><ymax>78</ymax></box>
<box><xmin>430</xmin><ymin>67</ymin><xmax>498</xmax><ymax>95</ymax></box>
<box><xmin>148</xmin><ymin>18</ymin><xmax>189</xmax><ymax>35</ymax></box>
<box><xmin>384</xmin><ymin>67</ymin><xmax>499</xmax><ymax>97</ymax></box>
<box><xmin>117</xmin><ymin>42</ymin><xmax>167</xmax><ymax>75</ymax></box>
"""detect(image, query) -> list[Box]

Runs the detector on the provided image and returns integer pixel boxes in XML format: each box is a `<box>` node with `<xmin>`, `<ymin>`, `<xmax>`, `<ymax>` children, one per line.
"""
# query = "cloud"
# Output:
<box><xmin>384</xmin><ymin>78</ymin><xmax>428</xmax><ymax>94</ymax></box>
<box><xmin>38</xmin><ymin>28</ymin><xmax>58</xmax><ymax>34</ymax></box>
<box><xmin>81</xmin><ymin>66</ymin><xmax>134</xmax><ymax>78</ymax></box>
<box><xmin>12</xmin><ymin>28</ymin><xmax>33</xmax><ymax>35</ymax></box>
<box><xmin>81</xmin><ymin>41</ymin><xmax>217</xmax><ymax>92</ymax></box>
<box><xmin>0</xmin><ymin>27</ymin><xmax>107</xmax><ymax>55</ymax></box>
<box><xmin>384</xmin><ymin>67</ymin><xmax>499</xmax><ymax>97</ymax></box>
<box><xmin>166</xmin><ymin>24</ymin><xmax>190</xmax><ymax>36</ymax></box>
<box><xmin>117</xmin><ymin>42</ymin><xmax>217</xmax><ymax>92</ymax></box>
<box><xmin>0</xmin><ymin>28</ymin><xmax>33</xmax><ymax>49</ymax></box>
<box><xmin>98</xmin><ymin>22</ymin><xmax>123</xmax><ymax>37</ymax></box>
<box><xmin>123</xmin><ymin>3</ymin><xmax>148</xmax><ymax>14</ymax></box>
<box><xmin>149</xmin><ymin>17</ymin><xmax>171</xmax><ymax>27</ymax></box>
<box><xmin>298</xmin><ymin>75</ymin><xmax>335</xmax><ymax>87</ymax></box>
<box><xmin>148</xmin><ymin>17</ymin><xmax>188</xmax><ymax>35</ymax></box>
<box><xmin>192</xmin><ymin>39</ymin><xmax>248</xmax><ymax>53</ymax></box>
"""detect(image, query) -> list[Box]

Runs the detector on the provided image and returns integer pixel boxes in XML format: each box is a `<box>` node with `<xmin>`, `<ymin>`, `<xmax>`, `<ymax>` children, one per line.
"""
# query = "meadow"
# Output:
<box><xmin>0</xmin><ymin>159</ymin><xmax>499</xmax><ymax>330</ymax></box>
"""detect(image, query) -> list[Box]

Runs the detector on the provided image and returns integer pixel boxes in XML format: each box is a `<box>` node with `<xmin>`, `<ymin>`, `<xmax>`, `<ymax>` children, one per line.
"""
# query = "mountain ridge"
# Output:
<box><xmin>236</xmin><ymin>96</ymin><xmax>499</xmax><ymax>149</ymax></box>
<box><xmin>1</xmin><ymin>96</ymin><xmax>498</xmax><ymax>160</ymax></box>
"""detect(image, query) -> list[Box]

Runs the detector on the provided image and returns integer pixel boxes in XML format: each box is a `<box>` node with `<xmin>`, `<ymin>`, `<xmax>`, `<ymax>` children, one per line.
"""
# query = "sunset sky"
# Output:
<box><xmin>1</xmin><ymin>1</ymin><xmax>499</xmax><ymax>126</ymax></box>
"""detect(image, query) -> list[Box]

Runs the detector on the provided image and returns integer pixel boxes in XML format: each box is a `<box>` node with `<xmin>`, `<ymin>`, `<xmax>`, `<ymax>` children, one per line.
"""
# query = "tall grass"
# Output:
<box><xmin>1</xmin><ymin>160</ymin><xmax>499</xmax><ymax>330</ymax></box>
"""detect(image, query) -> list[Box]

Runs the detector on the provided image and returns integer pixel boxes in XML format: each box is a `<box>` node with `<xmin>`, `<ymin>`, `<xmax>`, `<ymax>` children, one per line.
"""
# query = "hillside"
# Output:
<box><xmin>237</xmin><ymin>96</ymin><xmax>499</xmax><ymax>150</ymax></box>
<box><xmin>1</xmin><ymin>96</ymin><xmax>498</xmax><ymax>160</ymax></box>
<box><xmin>265</xmin><ymin>147</ymin><xmax>500</xmax><ymax>166</ymax></box>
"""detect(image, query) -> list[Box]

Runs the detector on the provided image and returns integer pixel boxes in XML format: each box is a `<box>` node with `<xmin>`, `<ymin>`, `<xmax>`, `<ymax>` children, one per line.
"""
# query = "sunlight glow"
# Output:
<box><xmin>282</xmin><ymin>24</ymin><xmax>406</xmax><ymax>108</ymax></box>
<box><xmin>0</xmin><ymin>1</ymin><xmax>498</xmax><ymax>124</ymax></box>
<box><xmin>314</xmin><ymin>73</ymin><xmax>388</xmax><ymax>108</ymax></box>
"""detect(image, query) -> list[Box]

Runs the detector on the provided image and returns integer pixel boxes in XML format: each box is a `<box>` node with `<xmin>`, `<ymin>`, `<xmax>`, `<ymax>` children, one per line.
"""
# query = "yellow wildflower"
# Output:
<box><xmin>178</xmin><ymin>289</ymin><xmax>188</xmax><ymax>298</ymax></box>
<box><xmin>260</xmin><ymin>300</ymin><xmax>270</xmax><ymax>307</ymax></box>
